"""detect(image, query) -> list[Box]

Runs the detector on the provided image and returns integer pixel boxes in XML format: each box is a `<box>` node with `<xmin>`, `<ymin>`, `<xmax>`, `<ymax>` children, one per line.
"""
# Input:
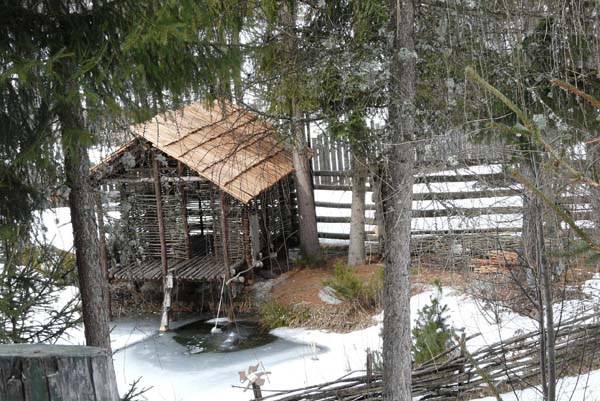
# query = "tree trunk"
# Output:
<box><xmin>348</xmin><ymin>146</ymin><xmax>368</xmax><ymax>266</ymax></box>
<box><xmin>588</xmin><ymin>141</ymin><xmax>600</xmax><ymax>231</ymax></box>
<box><xmin>59</xmin><ymin>98</ymin><xmax>112</xmax><ymax>352</ymax></box>
<box><xmin>521</xmin><ymin>147</ymin><xmax>556</xmax><ymax>401</ymax></box>
<box><xmin>383</xmin><ymin>1</ymin><xmax>416</xmax><ymax>400</ymax></box>
<box><xmin>282</xmin><ymin>1</ymin><xmax>321</xmax><ymax>258</ymax></box>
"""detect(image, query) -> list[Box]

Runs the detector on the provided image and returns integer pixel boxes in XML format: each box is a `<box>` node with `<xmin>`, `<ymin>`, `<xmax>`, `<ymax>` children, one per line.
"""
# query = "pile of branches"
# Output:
<box><xmin>259</xmin><ymin>314</ymin><xmax>600</xmax><ymax>401</ymax></box>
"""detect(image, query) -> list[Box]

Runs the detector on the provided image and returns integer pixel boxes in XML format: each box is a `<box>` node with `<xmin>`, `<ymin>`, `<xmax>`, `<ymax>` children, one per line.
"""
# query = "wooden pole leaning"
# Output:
<box><xmin>153</xmin><ymin>151</ymin><xmax>170</xmax><ymax>332</ymax></box>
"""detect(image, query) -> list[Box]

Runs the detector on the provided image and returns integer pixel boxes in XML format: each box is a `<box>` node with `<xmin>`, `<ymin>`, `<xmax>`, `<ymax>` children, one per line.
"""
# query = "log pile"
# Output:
<box><xmin>469</xmin><ymin>250</ymin><xmax>519</xmax><ymax>274</ymax></box>
<box><xmin>259</xmin><ymin>314</ymin><xmax>600</xmax><ymax>401</ymax></box>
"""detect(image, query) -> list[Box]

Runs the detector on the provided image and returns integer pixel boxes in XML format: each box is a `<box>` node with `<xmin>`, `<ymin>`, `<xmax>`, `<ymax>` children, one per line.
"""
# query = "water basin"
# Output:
<box><xmin>173</xmin><ymin>320</ymin><xmax>276</xmax><ymax>354</ymax></box>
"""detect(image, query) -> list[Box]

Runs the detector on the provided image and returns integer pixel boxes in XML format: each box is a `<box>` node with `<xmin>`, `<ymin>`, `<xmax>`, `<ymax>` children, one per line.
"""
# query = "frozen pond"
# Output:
<box><xmin>111</xmin><ymin>316</ymin><xmax>321</xmax><ymax>401</ymax></box>
<box><xmin>173</xmin><ymin>320</ymin><xmax>277</xmax><ymax>354</ymax></box>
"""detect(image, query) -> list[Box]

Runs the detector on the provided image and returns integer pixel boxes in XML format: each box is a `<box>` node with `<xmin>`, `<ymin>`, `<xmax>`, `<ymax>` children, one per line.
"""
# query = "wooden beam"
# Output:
<box><xmin>313</xmin><ymin>170</ymin><xmax>509</xmax><ymax>184</ymax></box>
<box><xmin>105</xmin><ymin>176</ymin><xmax>207</xmax><ymax>184</ymax></box>
<box><xmin>153</xmin><ymin>153</ymin><xmax>170</xmax><ymax>332</ymax></box>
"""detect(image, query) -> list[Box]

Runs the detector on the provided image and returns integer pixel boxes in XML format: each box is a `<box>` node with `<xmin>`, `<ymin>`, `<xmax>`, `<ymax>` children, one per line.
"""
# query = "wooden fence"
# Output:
<box><xmin>310</xmin><ymin>133</ymin><xmax>594</xmax><ymax>261</ymax></box>
<box><xmin>259</xmin><ymin>313</ymin><xmax>600</xmax><ymax>401</ymax></box>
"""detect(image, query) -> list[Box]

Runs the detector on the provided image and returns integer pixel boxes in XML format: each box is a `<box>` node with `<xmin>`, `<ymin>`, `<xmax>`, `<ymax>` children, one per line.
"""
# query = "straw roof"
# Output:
<box><xmin>93</xmin><ymin>101</ymin><xmax>294</xmax><ymax>203</ymax></box>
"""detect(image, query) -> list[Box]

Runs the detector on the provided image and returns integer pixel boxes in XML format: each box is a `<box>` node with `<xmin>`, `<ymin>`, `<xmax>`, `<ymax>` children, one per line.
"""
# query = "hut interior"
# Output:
<box><xmin>91</xmin><ymin>101</ymin><xmax>299</xmax><ymax>327</ymax></box>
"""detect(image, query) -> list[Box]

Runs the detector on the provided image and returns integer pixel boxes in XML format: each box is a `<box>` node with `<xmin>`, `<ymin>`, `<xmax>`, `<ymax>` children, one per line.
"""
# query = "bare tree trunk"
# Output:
<box><xmin>282</xmin><ymin>2</ymin><xmax>321</xmax><ymax>258</ymax></box>
<box><xmin>348</xmin><ymin>147</ymin><xmax>367</xmax><ymax>266</ymax></box>
<box><xmin>522</xmin><ymin>148</ymin><xmax>556</xmax><ymax>401</ymax></box>
<box><xmin>588</xmin><ymin>142</ymin><xmax>600</xmax><ymax>231</ymax></box>
<box><xmin>383</xmin><ymin>0</ymin><xmax>416</xmax><ymax>400</ymax></box>
<box><xmin>59</xmin><ymin>99</ymin><xmax>112</xmax><ymax>352</ymax></box>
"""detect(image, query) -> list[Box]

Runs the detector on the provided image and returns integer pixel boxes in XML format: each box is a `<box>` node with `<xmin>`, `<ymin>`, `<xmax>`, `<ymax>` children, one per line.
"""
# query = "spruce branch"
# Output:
<box><xmin>508</xmin><ymin>167</ymin><xmax>600</xmax><ymax>254</ymax></box>
<box><xmin>467</xmin><ymin>67</ymin><xmax>600</xmax><ymax>192</ymax></box>
<box><xmin>550</xmin><ymin>80</ymin><xmax>600</xmax><ymax>110</ymax></box>
<box><xmin>465</xmin><ymin>66</ymin><xmax>535</xmax><ymax>133</ymax></box>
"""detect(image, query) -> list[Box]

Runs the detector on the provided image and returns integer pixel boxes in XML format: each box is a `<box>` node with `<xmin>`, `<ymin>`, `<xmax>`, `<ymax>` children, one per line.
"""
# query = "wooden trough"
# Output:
<box><xmin>0</xmin><ymin>344</ymin><xmax>119</xmax><ymax>401</ymax></box>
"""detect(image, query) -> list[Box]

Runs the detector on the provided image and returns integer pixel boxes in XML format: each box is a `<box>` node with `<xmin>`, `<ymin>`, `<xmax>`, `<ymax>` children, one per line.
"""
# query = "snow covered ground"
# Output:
<box><xmin>36</xmin><ymin>202</ymin><xmax>600</xmax><ymax>401</ymax></box>
<box><xmin>46</xmin><ymin>273</ymin><xmax>600</xmax><ymax>401</ymax></box>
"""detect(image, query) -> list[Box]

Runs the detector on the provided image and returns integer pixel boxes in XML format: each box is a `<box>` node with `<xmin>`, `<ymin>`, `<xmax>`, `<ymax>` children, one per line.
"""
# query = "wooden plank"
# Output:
<box><xmin>317</xmin><ymin>216</ymin><xmax>377</xmax><ymax>224</ymax></box>
<box><xmin>317</xmin><ymin>136</ymin><xmax>328</xmax><ymax>184</ymax></box>
<box><xmin>335</xmin><ymin>139</ymin><xmax>350</xmax><ymax>170</ymax></box>
<box><xmin>318</xmin><ymin>226</ymin><xmax>521</xmax><ymax>240</ymax></box>
<box><xmin>314</xmin><ymin>170</ymin><xmax>510</xmax><ymax>184</ymax></box>
<box><xmin>330</xmin><ymin>140</ymin><xmax>338</xmax><ymax>183</ymax></box>
<box><xmin>315</xmin><ymin>201</ymin><xmax>377</xmax><ymax>210</ymax></box>
<box><xmin>311</xmin><ymin>138</ymin><xmax>320</xmax><ymax>184</ymax></box>
<box><xmin>322</xmin><ymin>135</ymin><xmax>332</xmax><ymax>183</ymax></box>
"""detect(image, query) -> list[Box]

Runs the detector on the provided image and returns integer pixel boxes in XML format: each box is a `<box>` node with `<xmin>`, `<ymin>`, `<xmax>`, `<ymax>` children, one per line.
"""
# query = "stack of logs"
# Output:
<box><xmin>469</xmin><ymin>250</ymin><xmax>519</xmax><ymax>274</ymax></box>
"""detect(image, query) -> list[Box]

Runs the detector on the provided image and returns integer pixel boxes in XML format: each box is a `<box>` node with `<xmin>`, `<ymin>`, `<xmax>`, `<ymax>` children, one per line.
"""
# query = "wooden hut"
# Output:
<box><xmin>91</xmin><ymin>101</ymin><xmax>298</xmax><ymax>329</ymax></box>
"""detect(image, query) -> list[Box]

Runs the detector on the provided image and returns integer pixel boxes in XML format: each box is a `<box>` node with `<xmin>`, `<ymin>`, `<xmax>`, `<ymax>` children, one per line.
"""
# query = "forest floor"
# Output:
<box><xmin>264</xmin><ymin>252</ymin><xmax>597</xmax><ymax>332</ymax></box>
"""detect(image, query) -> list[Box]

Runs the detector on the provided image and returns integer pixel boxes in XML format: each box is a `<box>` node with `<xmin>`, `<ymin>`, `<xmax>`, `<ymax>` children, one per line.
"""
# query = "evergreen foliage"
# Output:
<box><xmin>324</xmin><ymin>261</ymin><xmax>383</xmax><ymax>308</ymax></box>
<box><xmin>412</xmin><ymin>282</ymin><xmax>455</xmax><ymax>365</ymax></box>
<box><xmin>0</xmin><ymin>230</ymin><xmax>80</xmax><ymax>344</ymax></box>
<box><xmin>0</xmin><ymin>0</ymin><xmax>248</xmax><ymax>235</ymax></box>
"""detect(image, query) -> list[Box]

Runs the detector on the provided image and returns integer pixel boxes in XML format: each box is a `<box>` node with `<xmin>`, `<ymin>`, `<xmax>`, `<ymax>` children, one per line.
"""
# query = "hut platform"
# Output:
<box><xmin>112</xmin><ymin>254</ymin><xmax>229</xmax><ymax>282</ymax></box>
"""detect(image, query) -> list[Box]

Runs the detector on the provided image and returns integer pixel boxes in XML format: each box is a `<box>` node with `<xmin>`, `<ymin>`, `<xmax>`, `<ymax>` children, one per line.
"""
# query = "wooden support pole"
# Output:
<box><xmin>249</xmin><ymin>212</ymin><xmax>262</xmax><ymax>268</ymax></box>
<box><xmin>366</xmin><ymin>348</ymin><xmax>373</xmax><ymax>384</ymax></box>
<box><xmin>252</xmin><ymin>383</ymin><xmax>263</xmax><ymax>400</ymax></box>
<box><xmin>153</xmin><ymin>153</ymin><xmax>170</xmax><ymax>332</ymax></box>
<box><xmin>177</xmin><ymin>162</ymin><xmax>192</xmax><ymax>259</ymax></box>
<box><xmin>242</xmin><ymin>209</ymin><xmax>253</xmax><ymax>284</ymax></box>
<box><xmin>219</xmin><ymin>190</ymin><xmax>234</xmax><ymax>322</ymax></box>
<box><xmin>95</xmin><ymin>192</ymin><xmax>112</xmax><ymax>320</ymax></box>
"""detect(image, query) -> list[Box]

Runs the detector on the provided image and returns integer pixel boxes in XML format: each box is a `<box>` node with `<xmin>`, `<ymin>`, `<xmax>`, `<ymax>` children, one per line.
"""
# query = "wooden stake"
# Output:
<box><xmin>249</xmin><ymin>211</ymin><xmax>261</xmax><ymax>268</ymax></box>
<box><xmin>252</xmin><ymin>383</ymin><xmax>262</xmax><ymax>400</ymax></box>
<box><xmin>177</xmin><ymin>162</ymin><xmax>192</xmax><ymax>259</ymax></box>
<box><xmin>242</xmin><ymin>210</ymin><xmax>253</xmax><ymax>284</ymax></box>
<box><xmin>366</xmin><ymin>348</ymin><xmax>373</xmax><ymax>384</ymax></box>
<box><xmin>95</xmin><ymin>192</ymin><xmax>112</xmax><ymax>320</ymax></box>
<box><xmin>153</xmin><ymin>152</ymin><xmax>170</xmax><ymax>331</ymax></box>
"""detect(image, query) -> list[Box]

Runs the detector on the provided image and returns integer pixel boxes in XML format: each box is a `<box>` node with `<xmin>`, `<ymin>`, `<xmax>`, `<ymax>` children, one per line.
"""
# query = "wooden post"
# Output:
<box><xmin>95</xmin><ymin>192</ymin><xmax>112</xmax><ymax>320</ymax></box>
<box><xmin>177</xmin><ymin>162</ymin><xmax>192</xmax><ymax>259</ymax></box>
<box><xmin>161</xmin><ymin>272</ymin><xmax>173</xmax><ymax>330</ymax></box>
<box><xmin>366</xmin><ymin>348</ymin><xmax>373</xmax><ymax>384</ymax></box>
<box><xmin>153</xmin><ymin>153</ymin><xmax>170</xmax><ymax>332</ymax></box>
<box><xmin>252</xmin><ymin>383</ymin><xmax>263</xmax><ymax>400</ymax></box>
<box><xmin>219</xmin><ymin>190</ymin><xmax>234</xmax><ymax>322</ymax></box>
<box><xmin>242</xmin><ymin>210</ymin><xmax>254</xmax><ymax>284</ymax></box>
<box><xmin>249</xmin><ymin>211</ymin><xmax>261</xmax><ymax>267</ymax></box>
<box><xmin>0</xmin><ymin>344</ymin><xmax>119</xmax><ymax>401</ymax></box>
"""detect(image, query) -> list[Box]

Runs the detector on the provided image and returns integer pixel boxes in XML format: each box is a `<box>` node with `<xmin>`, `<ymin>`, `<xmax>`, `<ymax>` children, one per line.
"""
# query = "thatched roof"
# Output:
<box><xmin>92</xmin><ymin>101</ymin><xmax>294</xmax><ymax>203</ymax></box>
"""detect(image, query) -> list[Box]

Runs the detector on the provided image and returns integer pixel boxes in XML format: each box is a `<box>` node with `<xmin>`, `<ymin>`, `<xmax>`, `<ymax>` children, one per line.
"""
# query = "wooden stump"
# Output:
<box><xmin>0</xmin><ymin>344</ymin><xmax>119</xmax><ymax>401</ymax></box>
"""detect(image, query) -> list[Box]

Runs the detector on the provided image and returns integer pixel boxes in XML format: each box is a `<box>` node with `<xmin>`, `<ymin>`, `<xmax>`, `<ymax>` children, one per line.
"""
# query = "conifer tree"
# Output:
<box><xmin>1</xmin><ymin>0</ymin><xmax>246</xmax><ymax>349</ymax></box>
